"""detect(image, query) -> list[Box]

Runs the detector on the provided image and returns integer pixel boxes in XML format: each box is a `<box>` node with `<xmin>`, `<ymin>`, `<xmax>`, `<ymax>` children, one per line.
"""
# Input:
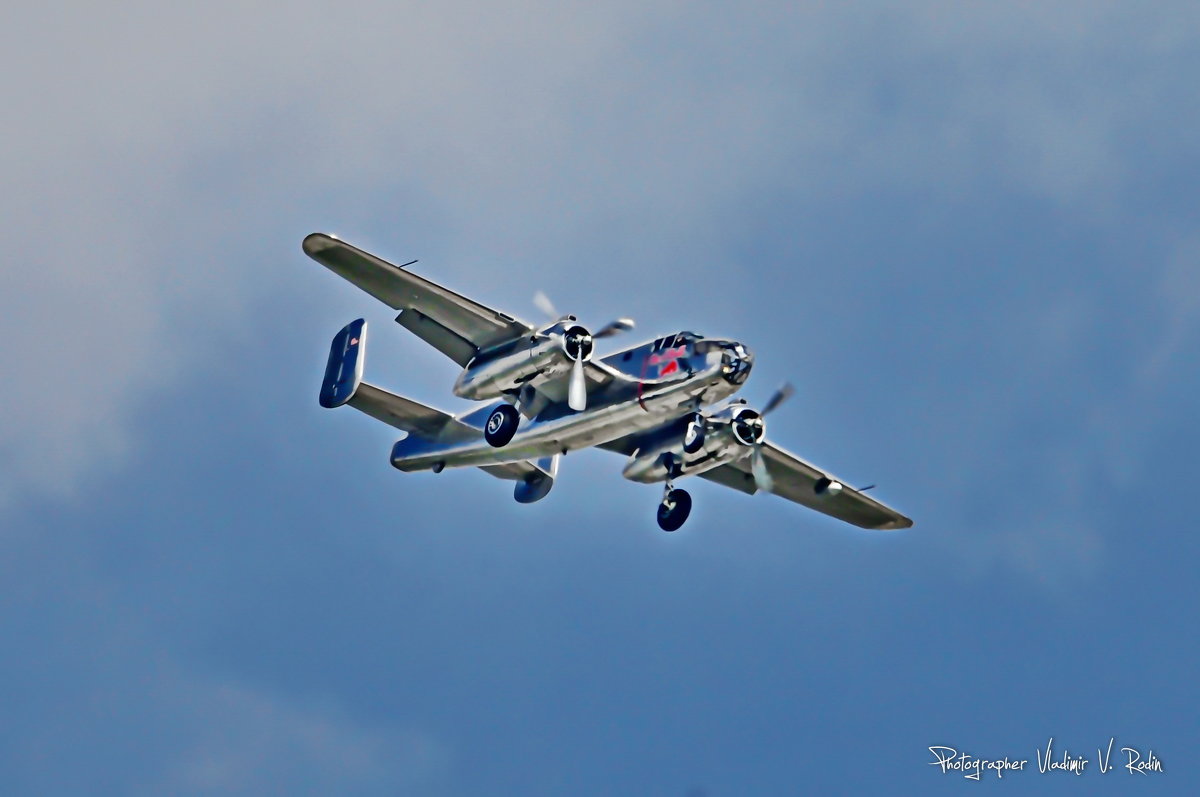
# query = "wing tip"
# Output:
<box><xmin>302</xmin><ymin>232</ymin><xmax>340</xmax><ymax>257</ymax></box>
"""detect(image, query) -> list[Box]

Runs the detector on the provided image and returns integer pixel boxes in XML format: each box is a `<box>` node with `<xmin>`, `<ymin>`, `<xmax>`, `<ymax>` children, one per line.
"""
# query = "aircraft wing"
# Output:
<box><xmin>303</xmin><ymin>233</ymin><xmax>534</xmax><ymax>366</ymax></box>
<box><xmin>698</xmin><ymin>441</ymin><xmax>913</xmax><ymax>530</ymax></box>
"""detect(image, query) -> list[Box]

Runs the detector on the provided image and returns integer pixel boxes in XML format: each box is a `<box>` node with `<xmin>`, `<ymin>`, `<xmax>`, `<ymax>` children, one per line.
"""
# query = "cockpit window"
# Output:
<box><xmin>652</xmin><ymin>331</ymin><xmax>704</xmax><ymax>352</ymax></box>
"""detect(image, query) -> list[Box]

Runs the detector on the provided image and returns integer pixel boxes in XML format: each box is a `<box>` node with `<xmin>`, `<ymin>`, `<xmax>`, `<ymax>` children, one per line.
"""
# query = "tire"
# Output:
<box><xmin>656</xmin><ymin>488</ymin><xmax>692</xmax><ymax>532</ymax></box>
<box><xmin>484</xmin><ymin>404</ymin><xmax>520</xmax><ymax>447</ymax></box>
<box><xmin>682</xmin><ymin>415</ymin><xmax>705</xmax><ymax>454</ymax></box>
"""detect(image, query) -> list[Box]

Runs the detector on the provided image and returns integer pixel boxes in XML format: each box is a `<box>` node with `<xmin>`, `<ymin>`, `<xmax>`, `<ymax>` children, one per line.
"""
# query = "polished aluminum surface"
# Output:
<box><xmin>392</xmin><ymin>343</ymin><xmax>751</xmax><ymax>472</ymax></box>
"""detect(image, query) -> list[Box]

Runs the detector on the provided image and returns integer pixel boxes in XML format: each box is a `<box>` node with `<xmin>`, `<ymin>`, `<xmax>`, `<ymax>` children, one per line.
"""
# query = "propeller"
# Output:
<box><xmin>568</xmin><ymin>355</ymin><xmax>587</xmax><ymax>411</ymax></box>
<box><xmin>533</xmin><ymin>291</ymin><xmax>635</xmax><ymax>411</ymax></box>
<box><xmin>741</xmin><ymin>382</ymin><xmax>794</xmax><ymax>493</ymax></box>
<box><xmin>593</xmin><ymin>317</ymin><xmax>636</xmax><ymax>338</ymax></box>
<box><xmin>760</xmin><ymin>383</ymin><xmax>795</xmax><ymax>416</ymax></box>
<box><xmin>751</xmin><ymin>446</ymin><xmax>773</xmax><ymax>493</ymax></box>
<box><xmin>533</xmin><ymin>290</ymin><xmax>562</xmax><ymax>321</ymax></box>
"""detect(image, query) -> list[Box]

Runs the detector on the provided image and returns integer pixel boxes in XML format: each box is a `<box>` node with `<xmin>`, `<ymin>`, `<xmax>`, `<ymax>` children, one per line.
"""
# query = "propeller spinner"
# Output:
<box><xmin>534</xmin><ymin>292</ymin><xmax>634</xmax><ymax>411</ymax></box>
<box><xmin>735</xmin><ymin>382</ymin><xmax>794</xmax><ymax>492</ymax></box>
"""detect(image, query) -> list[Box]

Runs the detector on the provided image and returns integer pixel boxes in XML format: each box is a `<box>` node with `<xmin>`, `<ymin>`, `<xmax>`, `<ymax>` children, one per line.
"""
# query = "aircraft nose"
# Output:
<box><xmin>721</xmin><ymin>341</ymin><xmax>753</xmax><ymax>384</ymax></box>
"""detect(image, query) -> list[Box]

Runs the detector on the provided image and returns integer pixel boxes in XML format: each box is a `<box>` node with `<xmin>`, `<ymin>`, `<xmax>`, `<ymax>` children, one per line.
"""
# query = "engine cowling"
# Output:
<box><xmin>729</xmin><ymin>407</ymin><xmax>764</xmax><ymax>446</ymax></box>
<box><xmin>560</xmin><ymin>324</ymin><xmax>594</xmax><ymax>362</ymax></box>
<box><xmin>452</xmin><ymin>321</ymin><xmax>594</xmax><ymax>402</ymax></box>
<box><xmin>622</xmin><ymin>404</ymin><xmax>764</xmax><ymax>483</ymax></box>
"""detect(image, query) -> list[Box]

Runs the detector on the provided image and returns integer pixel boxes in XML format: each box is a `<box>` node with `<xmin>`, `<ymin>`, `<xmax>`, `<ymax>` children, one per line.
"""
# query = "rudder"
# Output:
<box><xmin>319</xmin><ymin>319</ymin><xmax>367</xmax><ymax>408</ymax></box>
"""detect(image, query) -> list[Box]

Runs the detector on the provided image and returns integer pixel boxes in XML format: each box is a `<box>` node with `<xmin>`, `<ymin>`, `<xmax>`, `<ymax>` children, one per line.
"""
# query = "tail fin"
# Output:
<box><xmin>321</xmin><ymin>319</ymin><xmax>478</xmax><ymax>442</ymax></box>
<box><xmin>319</xmin><ymin>318</ymin><xmax>367</xmax><ymax>408</ymax></box>
<box><xmin>321</xmin><ymin>320</ymin><xmax>558</xmax><ymax>502</ymax></box>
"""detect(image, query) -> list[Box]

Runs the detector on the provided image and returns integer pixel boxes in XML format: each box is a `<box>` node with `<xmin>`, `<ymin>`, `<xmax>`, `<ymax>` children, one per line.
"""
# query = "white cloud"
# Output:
<box><xmin>1143</xmin><ymin>235</ymin><xmax>1200</xmax><ymax>382</ymax></box>
<box><xmin>2</xmin><ymin>1</ymin><xmax>1195</xmax><ymax>508</ymax></box>
<box><xmin>145</xmin><ymin>676</ymin><xmax>448</xmax><ymax>796</ymax></box>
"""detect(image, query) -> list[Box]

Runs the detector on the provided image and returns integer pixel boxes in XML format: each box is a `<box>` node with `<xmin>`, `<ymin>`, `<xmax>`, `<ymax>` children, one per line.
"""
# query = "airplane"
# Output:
<box><xmin>303</xmin><ymin>233</ymin><xmax>913</xmax><ymax>532</ymax></box>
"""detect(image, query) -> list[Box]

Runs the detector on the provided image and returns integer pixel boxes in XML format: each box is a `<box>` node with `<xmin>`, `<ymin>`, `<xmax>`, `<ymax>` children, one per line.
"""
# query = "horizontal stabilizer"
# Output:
<box><xmin>348</xmin><ymin>384</ymin><xmax>477</xmax><ymax>443</ymax></box>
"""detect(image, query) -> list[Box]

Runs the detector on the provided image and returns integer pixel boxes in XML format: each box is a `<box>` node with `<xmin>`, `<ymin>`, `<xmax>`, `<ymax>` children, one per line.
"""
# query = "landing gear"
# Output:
<box><xmin>657</xmin><ymin>488</ymin><xmax>692</xmax><ymax>532</ymax></box>
<box><xmin>683</xmin><ymin>413</ymin><xmax>705</xmax><ymax>454</ymax></box>
<box><xmin>484</xmin><ymin>404</ymin><xmax>520</xmax><ymax>447</ymax></box>
<box><xmin>656</xmin><ymin>453</ymin><xmax>692</xmax><ymax>531</ymax></box>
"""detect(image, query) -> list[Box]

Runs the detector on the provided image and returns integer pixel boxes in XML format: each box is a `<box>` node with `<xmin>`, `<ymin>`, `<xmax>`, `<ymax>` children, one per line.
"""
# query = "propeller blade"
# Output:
<box><xmin>568</xmin><ymin>355</ymin><xmax>587</xmax><ymax>411</ymax></box>
<box><xmin>533</xmin><ymin>290</ymin><xmax>560</xmax><ymax>320</ymax></box>
<box><xmin>761</xmin><ymin>382</ymin><xmax>795</xmax><ymax>416</ymax></box>
<box><xmin>594</xmin><ymin>317</ymin><xmax>635</xmax><ymax>338</ymax></box>
<box><xmin>751</xmin><ymin>445</ymin><xmax>773</xmax><ymax>493</ymax></box>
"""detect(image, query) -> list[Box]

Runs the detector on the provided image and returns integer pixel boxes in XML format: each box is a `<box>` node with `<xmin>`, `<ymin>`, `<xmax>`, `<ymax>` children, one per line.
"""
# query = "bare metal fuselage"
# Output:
<box><xmin>391</xmin><ymin>338</ymin><xmax>751</xmax><ymax>475</ymax></box>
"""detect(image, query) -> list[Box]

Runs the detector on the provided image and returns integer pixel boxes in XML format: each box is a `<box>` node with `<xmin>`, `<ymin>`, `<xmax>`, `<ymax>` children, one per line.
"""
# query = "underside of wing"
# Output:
<box><xmin>303</xmin><ymin>233</ymin><xmax>533</xmax><ymax>366</ymax></box>
<box><xmin>698</xmin><ymin>442</ymin><xmax>913</xmax><ymax>530</ymax></box>
<box><xmin>523</xmin><ymin>360</ymin><xmax>617</xmax><ymax>412</ymax></box>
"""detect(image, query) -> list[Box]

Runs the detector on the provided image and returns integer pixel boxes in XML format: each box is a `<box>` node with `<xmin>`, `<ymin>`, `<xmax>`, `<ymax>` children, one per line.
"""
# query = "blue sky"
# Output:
<box><xmin>2</xmin><ymin>2</ymin><xmax>1197</xmax><ymax>793</ymax></box>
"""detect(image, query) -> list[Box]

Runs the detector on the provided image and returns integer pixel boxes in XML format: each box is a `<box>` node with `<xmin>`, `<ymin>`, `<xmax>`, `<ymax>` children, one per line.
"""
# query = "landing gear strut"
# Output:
<box><xmin>656</xmin><ymin>454</ymin><xmax>692</xmax><ymax>531</ymax></box>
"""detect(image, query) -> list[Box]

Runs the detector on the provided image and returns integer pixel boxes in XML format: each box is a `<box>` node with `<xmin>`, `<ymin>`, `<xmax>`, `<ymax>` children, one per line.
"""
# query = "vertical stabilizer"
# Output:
<box><xmin>319</xmin><ymin>319</ymin><xmax>367</xmax><ymax>408</ymax></box>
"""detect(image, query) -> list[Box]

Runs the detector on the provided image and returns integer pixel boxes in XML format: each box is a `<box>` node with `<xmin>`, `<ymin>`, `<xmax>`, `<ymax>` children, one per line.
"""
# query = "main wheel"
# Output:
<box><xmin>682</xmin><ymin>415</ymin><xmax>705</xmax><ymax>454</ymax></box>
<box><xmin>656</xmin><ymin>488</ymin><xmax>692</xmax><ymax>532</ymax></box>
<box><xmin>484</xmin><ymin>404</ymin><xmax>520</xmax><ymax>447</ymax></box>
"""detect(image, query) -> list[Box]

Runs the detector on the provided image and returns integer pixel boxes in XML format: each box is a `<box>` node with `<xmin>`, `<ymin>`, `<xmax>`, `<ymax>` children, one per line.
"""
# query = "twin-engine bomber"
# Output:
<box><xmin>305</xmin><ymin>233</ymin><xmax>912</xmax><ymax>532</ymax></box>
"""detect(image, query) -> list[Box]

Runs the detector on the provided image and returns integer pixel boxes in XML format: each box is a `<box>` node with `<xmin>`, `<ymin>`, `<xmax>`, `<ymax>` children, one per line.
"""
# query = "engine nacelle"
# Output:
<box><xmin>622</xmin><ymin>404</ymin><xmax>761</xmax><ymax>483</ymax></box>
<box><xmin>453</xmin><ymin>323</ymin><xmax>593</xmax><ymax>402</ymax></box>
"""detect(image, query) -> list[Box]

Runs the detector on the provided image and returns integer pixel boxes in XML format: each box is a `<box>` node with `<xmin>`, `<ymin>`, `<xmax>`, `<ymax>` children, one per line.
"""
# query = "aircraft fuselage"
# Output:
<box><xmin>390</xmin><ymin>333</ymin><xmax>753</xmax><ymax>473</ymax></box>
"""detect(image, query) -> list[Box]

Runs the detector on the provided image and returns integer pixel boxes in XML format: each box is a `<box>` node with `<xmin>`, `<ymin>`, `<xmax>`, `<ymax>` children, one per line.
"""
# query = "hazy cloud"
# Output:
<box><xmin>2</xmin><ymin>1</ymin><xmax>1195</xmax><ymax>527</ymax></box>
<box><xmin>148</xmin><ymin>676</ymin><xmax>448</xmax><ymax>796</ymax></box>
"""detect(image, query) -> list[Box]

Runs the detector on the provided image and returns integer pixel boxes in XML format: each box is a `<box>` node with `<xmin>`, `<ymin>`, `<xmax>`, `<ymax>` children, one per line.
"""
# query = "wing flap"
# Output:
<box><xmin>395</xmin><ymin>309</ymin><xmax>477</xmax><ymax>366</ymax></box>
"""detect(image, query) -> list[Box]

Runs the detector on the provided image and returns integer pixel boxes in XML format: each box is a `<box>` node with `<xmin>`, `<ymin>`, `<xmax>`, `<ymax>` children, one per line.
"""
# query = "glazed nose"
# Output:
<box><xmin>722</xmin><ymin>343</ymin><xmax>753</xmax><ymax>384</ymax></box>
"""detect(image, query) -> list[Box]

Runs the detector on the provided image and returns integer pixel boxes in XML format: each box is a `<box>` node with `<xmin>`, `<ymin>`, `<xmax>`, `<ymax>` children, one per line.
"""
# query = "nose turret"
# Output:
<box><xmin>720</xmin><ymin>341</ymin><xmax>753</xmax><ymax>385</ymax></box>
